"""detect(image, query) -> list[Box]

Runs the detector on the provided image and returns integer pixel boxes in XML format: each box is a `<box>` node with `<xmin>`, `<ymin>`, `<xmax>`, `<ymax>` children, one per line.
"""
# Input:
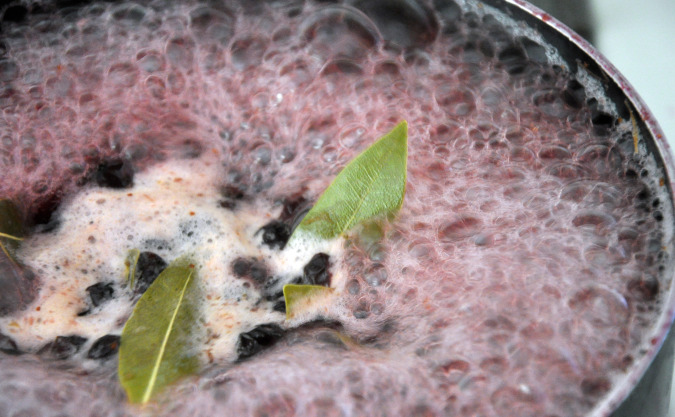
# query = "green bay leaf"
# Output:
<box><xmin>291</xmin><ymin>120</ymin><xmax>408</xmax><ymax>241</ymax></box>
<box><xmin>119</xmin><ymin>258</ymin><xmax>202</xmax><ymax>404</ymax></box>
<box><xmin>283</xmin><ymin>284</ymin><xmax>335</xmax><ymax>320</ymax></box>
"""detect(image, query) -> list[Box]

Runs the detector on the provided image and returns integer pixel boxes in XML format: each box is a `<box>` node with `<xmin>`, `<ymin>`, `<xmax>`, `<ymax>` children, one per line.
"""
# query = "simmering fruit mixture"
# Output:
<box><xmin>0</xmin><ymin>0</ymin><xmax>672</xmax><ymax>416</ymax></box>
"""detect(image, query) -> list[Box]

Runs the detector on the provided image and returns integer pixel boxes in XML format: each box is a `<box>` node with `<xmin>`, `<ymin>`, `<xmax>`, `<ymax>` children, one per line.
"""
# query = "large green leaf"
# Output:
<box><xmin>291</xmin><ymin>121</ymin><xmax>408</xmax><ymax>241</ymax></box>
<box><xmin>118</xmin><ymin>258</ymin><xmax>202</xmax><ymax>404</ymax></box>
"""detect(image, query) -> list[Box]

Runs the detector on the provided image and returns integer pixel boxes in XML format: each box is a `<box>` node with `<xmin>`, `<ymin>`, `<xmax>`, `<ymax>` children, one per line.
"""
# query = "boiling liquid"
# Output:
<box><xmin>0</xmin><ymin>1</ymin><xmax>672</xmax><ymax>416</ymax></box>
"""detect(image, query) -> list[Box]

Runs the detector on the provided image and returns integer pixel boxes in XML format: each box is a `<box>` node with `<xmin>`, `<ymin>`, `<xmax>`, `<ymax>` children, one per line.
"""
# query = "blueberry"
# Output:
<box><xmin>0</xmin><ymin>332</ymin><xmax>20</xmax><ymax>355</ymax></box>
<box><xmin>39</xmin><ymin>335</ymin><xmax>87</xmax><ymax>360</ymax></box>
<box><xmin>237</xmin><ymin>323</ymin><xmax>284</xmax><ymax>360</ymax></box>
<box><xmin>250</xmin><ymin>262</ymin><xmax>268</xmax><ymax>283</ymax></box>
<box><xmin>86</xmin><ymin>282</ymin><xmax>114</xmax><ymax>307</ymax></box>
<box><xmin>134</xmin><ymin>252</ymin><xmax>167</xmax><ymax>294</ymax></box>
<box><xmin>303</xmin><ymin>253</ymin><xmax>331</xmax><ymax>286</ymax></box>
<box><xmin>87</xmin><ymin>335</ymin><xmax>120</xmax><ymax>359</ymax></box>
<box><xmin>94</xmin><ymin>158</ymin><xmax>134</xmax><ymax>189</ymax></box>
<box><xmin>272</xmin><ymin>300</ymin><xmax>286</xmax><ymax>313</ymax></box>
<box><xmin>259</xmin><ymin>221</ymin><xmax>290</xmax><ymax>249</ymax></box>
<box><xmin>232</xmin><ymin>257</ymin><xmax>251</xmax><ymax>277</ymax></box>
<box><xmin>232</xmin><ymin>257</ymin><xmax>269</xmax><ymax>284</ymax></box>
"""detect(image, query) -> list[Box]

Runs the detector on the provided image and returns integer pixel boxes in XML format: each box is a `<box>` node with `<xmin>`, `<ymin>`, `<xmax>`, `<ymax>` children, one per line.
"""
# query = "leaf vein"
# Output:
<box><xmin>142</xmin><ymin>268</ymin><xmax>194</xmax><ymax>403</ymax></box>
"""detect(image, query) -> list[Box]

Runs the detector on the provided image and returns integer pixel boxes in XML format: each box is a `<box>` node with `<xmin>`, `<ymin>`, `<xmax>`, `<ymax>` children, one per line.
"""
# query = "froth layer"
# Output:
<box><xmin>0</xmin><ymin>1</ymin><xmax>672</xmax><ymax>417</ymax></box>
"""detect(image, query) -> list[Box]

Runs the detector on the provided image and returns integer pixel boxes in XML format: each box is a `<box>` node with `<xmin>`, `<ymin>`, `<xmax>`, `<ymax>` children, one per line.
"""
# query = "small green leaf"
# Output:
<box><xmin>119</xmin><ymin>258</ymin><xmax>202</xmax><ymax>404</ymax></box>
<box><xmin>125</xmin><ymin>249</ymin><xmax>141</xmax><ymax>289</ymax></box>
<box><xmin>0</xmin><ymin>200</ymin><xmax>24</xmax><ymax>263</ymax></box>
<box><xmin>283</xmin><ymin>284</ymin><xmax>335</xmax><ymax>320</ymax></box>
<box><xmin>291</xmin><ymin>121</ymin><xmax>408</xmax><ymax>241</ymax></box>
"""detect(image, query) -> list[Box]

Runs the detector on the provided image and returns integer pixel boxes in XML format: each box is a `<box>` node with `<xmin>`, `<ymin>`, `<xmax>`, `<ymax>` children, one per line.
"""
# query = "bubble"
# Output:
<box><xmin>519</xmin><ymin>321</ymin><xmax>554</xmax><ymax>340</ymax></box>
<box><xmin>304</xmin><ymin>398</ymin><xmax>344</xmax><ymax>417</ymax></box>
<box><xmin>364</xmin><ymin>264</ymin><xmax>387</xmax><ymax>287</ymax></box>
<box><xmin>167</xmin><ymin>71</ymin><xmax>186</xmax><ymax>95</ymax></box>
<box><xmin>518</xmin><ymin>37</ymin><xmax>547</xmax><ymax>64</ymax></box>
<box><xmin>166</xmin><ymin>37</ymin><xmax>196</xmax><ymax>69</ymax></box>
<box><xmin>353</xmin><ymin>302</ymin><xmax>370</xmax><ymax>319</ymax></box>
<box><xmin>489</xmin><ymin>385</ymin><xmax>540</xmax><ymax>415</ymax></box>
<box><xmin>568</xmin><ymin>287</ymin><xmax>629</xmax><ymax>328</ymax></box>
<box><xmin>252</xmin><ymin>145</ymin><xmax>272</xmax><ymax>166</ymax></box>
<box><xmin>145</xmin><ymin>76</ymin><xmax>166</xmax><ymax>100</ymax></box>
<box><xmin>107</xmin><ymin>62</ymin><xmax>139</xmax><ymax>88</ymax></box>
<box><xmin>45</xmin><ymin>75</ymin><xmax>74</xmax><ymax>99</ymax></box>
<box><xmin>438</xmin><ymin>216</ymin><xmax>482</xmax><ymax>241</ymax></box>
<box><xmin>253</xmin><ymin>394</ymin><xmax>296</xmax><ymax>417</ymax></box>
<box><xmin>110</xmin><ymin>3</ymin><xmax>147</xmax><ymax>26</ymax></box>
<box><xmin>0</xmin><ymin>60</ymin><xmax>19</xmax><ymax>82</ymax></box>
<box><xmin>231</xmin><ymin>37</ymin><xmax>268</xmax><ymax>71</ymax></box>
<box><xmin>136</xmin><ymin>50</ymin><xmax>165</xmax><ymax>73</ymax></box>
<box><xmin>320</xmin><ymin>59</ymin><xmax>363</xmax><ymax>78</ymax></box>
<box><xmin>189</xmin><ymin>6</ymin><xmax>235</xmax><ymax>45</ymax></box>
<box><xmin>435</xmin><ymin>86</ymin><xmax>476</xmax><ymax>116</ymax></box>
<box><xmin>300</xmin><ymin>6</ymin><xmax>381</xmax><ymax>61</ymax></box>
<box><xmin>347</xmin><ymin>279</ymin><xmax>361</xmax><ymax>295</ymax></box>
<box><xmin>480</xmin><ymin>356</ymin><xmax>508</xmax><ymax>374</ymax></box>
<box><xmin>352</xmin><ymin>0</ymin><xmax>438</xmax><ymax>49</ymax></box>
<box><xmin>497</xmin><ymin>44</ymin><xmax>528</xmax><ymax>75</ymax></box>
<box><xmin>626</xmin><ymin>274</ymin><xmax>659</xmax><ymax>302</ymax></box>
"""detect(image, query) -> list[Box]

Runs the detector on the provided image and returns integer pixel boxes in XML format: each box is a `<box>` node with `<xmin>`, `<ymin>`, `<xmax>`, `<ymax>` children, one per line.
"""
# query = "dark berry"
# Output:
<box><xmin>237</xmin><ymin>323</ymin><xmax>284</xmax><ymax>360</ymax></box>
<box><xmin>94</xmin><ymin>158</ymin><xmax>134</xmax><ymax>189</ymax></box>
<box><xmin>272</xmin><ymin>299</ymin><xmax>286</xmax><ymax>313</ymax></box>
<box><xmin>232</xmin><ymin>257</ymin><xmax>251</xmax><ymax>277</ymax></box>
<box><xmin>221</xmin><ymin>184</ymin><xmax>246</xmax><ymax>200</ymax></box>
<box><xmin>249</xmin><ymin>261</ymin><xmax>268</xmax><ymax>283</ymax></box>
<box><xmin>134</xmin><ymin>252</ymin><xmax>167</xmax><ymax>294</ymax></box>
<box><xmin>303</xmin><ymin>253</ymin><xmax>331</xmax><ymax>286</ymax></box>
<box><xmin>39</xmin><ymin>335</ymin><xmax>87</xmax><ymax>360</ymax></box>
<box><xmin>86</xmin><ymin>282</ymin><xmax>114</xmax><ymax>307</ymax></box>
<box><xmin>259</xmin><ymin>221</ymin><xmax>291</xmax><ymax>249</ymax></box>
<box><xmin>232</xmin><ymin>257</ymin><xmax>269</xmax><ymax>284</ymax></box>
<box><xmin>0</xmin><ymin>332</ymin><xmax>20</xmax><ymax>355</ymax></box>
<box><xmin>87</xmin><ymin>335</ymin><xmax>120</xmax><ymax>359</ymax></box>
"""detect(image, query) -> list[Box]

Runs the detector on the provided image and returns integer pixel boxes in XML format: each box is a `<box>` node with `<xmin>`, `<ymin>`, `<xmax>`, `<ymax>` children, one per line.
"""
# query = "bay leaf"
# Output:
<box><xmin>283</xmin><ymin>284</ymin><xmax>335</xmax><ymax>320</ymax></box>
<box><xmin>0</xmin><ymin>200</ymin><xmax>37</xmax><ymax>317</ymax></box>
<box><xmin>291</xmin><ymin>121</ymin><xmax>408</xmax><ymax>242</ymax></box>
<box><xmin>125</xmin><ymin>249</ymin><xmax>141</xmax><ymax>289</ymax></box>
<box><xmin>118</xmin><ymin>258</ymin><xmax>202</xmax><ymax>404</ymax></box>
<box><xmin>0</xmin><ymin>199</ymin><xmax>24</xmax><ymax>262</ymax></box>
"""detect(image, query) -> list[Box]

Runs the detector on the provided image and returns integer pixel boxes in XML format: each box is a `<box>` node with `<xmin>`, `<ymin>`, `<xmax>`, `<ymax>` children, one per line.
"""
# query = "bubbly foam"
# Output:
<box><xmin>0</xmin><ymin>1</ymin><xmax>672</xmax><ymax>416</ymax></box>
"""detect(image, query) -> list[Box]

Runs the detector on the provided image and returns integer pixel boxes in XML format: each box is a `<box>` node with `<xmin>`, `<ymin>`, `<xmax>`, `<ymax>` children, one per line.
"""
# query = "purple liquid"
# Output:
<box><xmin>0</xmin><ymin>1</ymin><xmax>672</xmax><ymax>416</ymax></box>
